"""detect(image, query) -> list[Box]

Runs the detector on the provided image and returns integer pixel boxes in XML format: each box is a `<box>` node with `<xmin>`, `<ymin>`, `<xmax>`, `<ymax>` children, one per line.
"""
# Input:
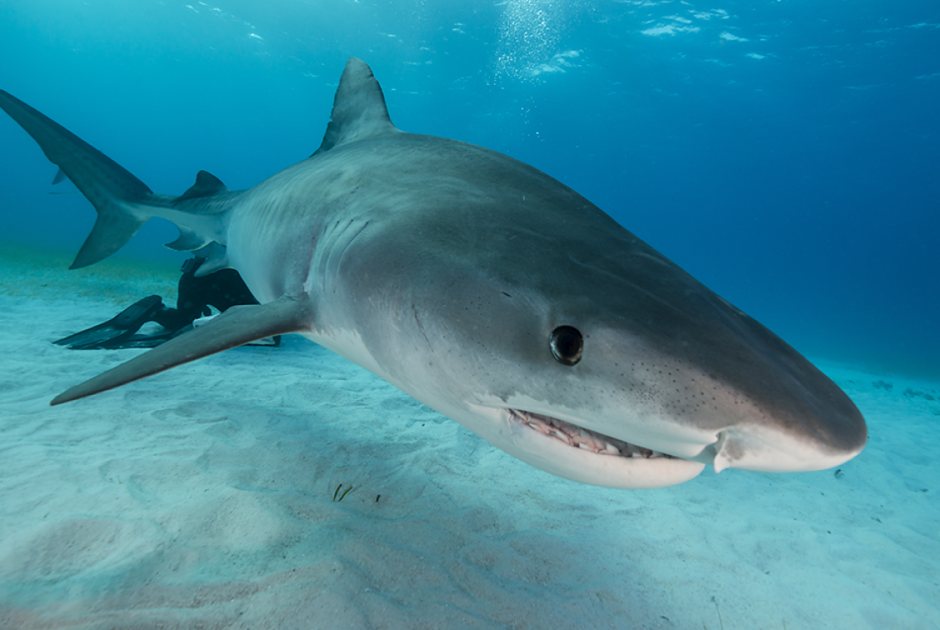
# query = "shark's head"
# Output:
<box><xmin>328</xmin><ymin>135</ymin><xmax>868</xmax><ymax>489</ymax></box>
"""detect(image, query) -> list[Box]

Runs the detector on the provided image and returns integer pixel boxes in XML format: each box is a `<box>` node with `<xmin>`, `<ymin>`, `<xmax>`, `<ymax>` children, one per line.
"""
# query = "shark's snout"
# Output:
<box><xmin>701</xmin><ymin>359</ymin><xmax>868</xmax><ymax>474</ymax></box>
<box><xmin>635</xmin><ymin>305</ymin><xmax>869</xmax><ymax>475</ymax></box>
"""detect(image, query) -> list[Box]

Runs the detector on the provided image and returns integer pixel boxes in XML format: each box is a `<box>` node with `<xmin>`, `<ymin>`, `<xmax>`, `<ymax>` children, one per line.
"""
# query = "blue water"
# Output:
<box><xmin>1</xmin><ymin>0</ymin><xmax>938</xmax><ymax>379</ymax></box>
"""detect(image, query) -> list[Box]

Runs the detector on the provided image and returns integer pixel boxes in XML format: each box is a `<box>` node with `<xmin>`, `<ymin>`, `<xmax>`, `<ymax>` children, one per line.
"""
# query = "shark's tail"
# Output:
<box><xmin>0</xmin><ymin>90</ymin><xmax>230</xmax><ymax>270</ymax></box>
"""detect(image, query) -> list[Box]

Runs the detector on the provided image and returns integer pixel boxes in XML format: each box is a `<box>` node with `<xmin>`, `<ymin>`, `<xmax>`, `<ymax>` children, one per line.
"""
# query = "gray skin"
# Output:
<box><xmin>0</xmin><ymin>58</ymin><xmax>867</xmax><ymax>488</ymax></box>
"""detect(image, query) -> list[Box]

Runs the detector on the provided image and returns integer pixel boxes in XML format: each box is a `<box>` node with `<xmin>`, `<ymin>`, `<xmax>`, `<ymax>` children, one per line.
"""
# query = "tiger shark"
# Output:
<box><xmin>0</xmin><ymin>58</ymin><xmax>866</xmax><ymax>489</ymax></box>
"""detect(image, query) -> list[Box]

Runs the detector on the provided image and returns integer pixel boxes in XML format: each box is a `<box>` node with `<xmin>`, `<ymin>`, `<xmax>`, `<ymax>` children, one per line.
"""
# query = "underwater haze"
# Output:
<box><xmin>1</xmin><ymin>1</ymin><xmax>940</xmax><ymax>629</ymax></box>
<box><xmin>1</xmin><ymin>0</ymin><xmax>938</xmax><ymax>378</ymax></box>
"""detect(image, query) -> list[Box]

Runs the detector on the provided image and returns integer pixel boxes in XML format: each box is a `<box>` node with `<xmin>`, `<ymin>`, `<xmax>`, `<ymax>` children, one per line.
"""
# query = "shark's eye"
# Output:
<box><xmin>550</xmin><ymin>326</ymin><xmax>583</xmax><ymax>366</ymax></box>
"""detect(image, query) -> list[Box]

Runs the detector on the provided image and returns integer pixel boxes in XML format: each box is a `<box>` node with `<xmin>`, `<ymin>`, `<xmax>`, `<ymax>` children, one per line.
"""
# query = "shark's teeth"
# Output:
<box><xmin>510</xmin><ymin>409</ymin><xmax>674</xmax><ymax>460</ymax></box>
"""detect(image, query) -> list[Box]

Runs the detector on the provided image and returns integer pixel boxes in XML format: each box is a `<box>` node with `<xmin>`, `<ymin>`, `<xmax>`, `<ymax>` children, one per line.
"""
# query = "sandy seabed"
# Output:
<box><xmin>0</xmin><ymin>247</ymin><xmax>938</xmax><ymax>630</ymax></box>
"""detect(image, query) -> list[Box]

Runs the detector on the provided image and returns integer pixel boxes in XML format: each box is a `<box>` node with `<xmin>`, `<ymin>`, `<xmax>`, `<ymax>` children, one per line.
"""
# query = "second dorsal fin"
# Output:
<box><xmin>177</xmin><ymin>170</ymin><xmax>228</xmax><ymax>202</ymax></box>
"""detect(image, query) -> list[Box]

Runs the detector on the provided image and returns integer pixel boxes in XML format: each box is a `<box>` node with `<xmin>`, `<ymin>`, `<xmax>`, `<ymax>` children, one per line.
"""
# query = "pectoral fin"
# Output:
<box><xmin>51</xmin><ymin>294</ymin><xmax>313</xmax><ymax>405</ymax></box>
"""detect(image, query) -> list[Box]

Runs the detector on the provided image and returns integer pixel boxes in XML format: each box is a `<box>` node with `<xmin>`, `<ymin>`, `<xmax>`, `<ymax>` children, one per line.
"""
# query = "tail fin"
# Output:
<box><xmin>0</xmin><ymin>90</ymin><xmax>154</xmax><ymax>268</ymax></box>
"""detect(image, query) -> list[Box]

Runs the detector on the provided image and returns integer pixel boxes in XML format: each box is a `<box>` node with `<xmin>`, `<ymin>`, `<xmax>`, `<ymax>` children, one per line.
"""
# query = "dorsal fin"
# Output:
<box><xmin>177</xmin><ymin>170</ymin><xmax>228</xmax><ymax>202</ymax></box>
<box><xmin>313</xmin><ymin>58</ymin><xmax>398</xmax><ymax>156</ymax></box>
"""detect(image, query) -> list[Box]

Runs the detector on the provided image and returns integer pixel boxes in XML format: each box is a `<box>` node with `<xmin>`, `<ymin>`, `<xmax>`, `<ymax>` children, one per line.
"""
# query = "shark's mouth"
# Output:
<box><xmin>509</xmin><ymin>409</ymin><xmax>678</xmax><ymax>460</ymax></box>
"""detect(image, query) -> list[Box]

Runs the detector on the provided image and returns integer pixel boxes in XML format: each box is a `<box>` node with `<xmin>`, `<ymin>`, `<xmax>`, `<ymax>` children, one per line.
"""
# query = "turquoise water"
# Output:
<box><xmin>1</xmin><ymin>0</ymin><xmax>937</xmax><ymax>378</ymax></box>
<box><xmin>0</xmin><ymin>2</ymin><xmax>938</xmax><ymax>628</ymax></box>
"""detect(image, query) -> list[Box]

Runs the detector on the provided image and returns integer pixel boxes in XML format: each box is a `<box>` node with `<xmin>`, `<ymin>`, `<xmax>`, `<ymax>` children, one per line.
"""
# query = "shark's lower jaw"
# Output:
<box><xmin>501</xmin><ymin>408</ymin><xmax>704</xmax><ymax>489</ymax></box>
<box><xmin>508</xmin><ymin>409</ymin><xmax>679</xmax><ymax>461</ymax></box>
